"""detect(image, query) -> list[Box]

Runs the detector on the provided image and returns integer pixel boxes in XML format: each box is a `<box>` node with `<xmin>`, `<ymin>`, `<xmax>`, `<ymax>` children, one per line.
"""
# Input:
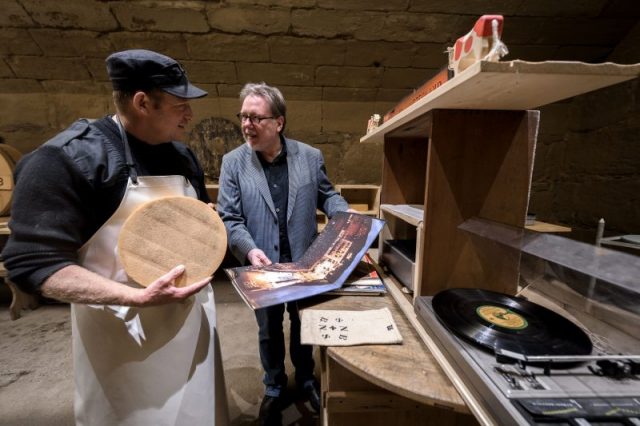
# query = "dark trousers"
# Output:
<box><xmin>255</xmin><ymin>301</ymin><xmax>314</xmax><ymax>391</ymax></box>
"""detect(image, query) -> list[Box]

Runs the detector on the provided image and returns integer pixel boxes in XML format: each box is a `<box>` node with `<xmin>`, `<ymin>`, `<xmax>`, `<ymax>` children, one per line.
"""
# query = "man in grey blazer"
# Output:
<box><xmin>217</xmin><ymin>82</ymin><xmax>349</xmax><ymax>424</ymax></box>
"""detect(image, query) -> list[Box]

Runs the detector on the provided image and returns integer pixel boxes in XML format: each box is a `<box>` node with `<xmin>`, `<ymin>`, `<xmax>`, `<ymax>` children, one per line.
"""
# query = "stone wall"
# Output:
<box><xmin>0</xmin><ymin>0</ymin><xmax>639</xmax><ymax>235</ymax></box>
<box><xmin>531</xmin><ymin>24</ymin><xmax>640</xmax><ymax>238</ymax></box>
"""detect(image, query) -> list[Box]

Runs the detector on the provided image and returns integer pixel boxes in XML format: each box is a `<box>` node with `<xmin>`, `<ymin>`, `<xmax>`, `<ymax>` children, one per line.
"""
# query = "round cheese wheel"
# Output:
<box><xmin>118</xmin><ymin>196</ymin><xmax>227</xmax><ymax>288</ymax></box>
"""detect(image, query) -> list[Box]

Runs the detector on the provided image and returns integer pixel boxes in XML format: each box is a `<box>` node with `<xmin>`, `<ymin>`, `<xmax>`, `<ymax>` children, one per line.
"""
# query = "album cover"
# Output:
<box><xmin>326</xmin><ymin>253</ymin><xmax>386</xmax><ymax>296</ymax></box>
<box><xmin>225</xmin><ymin>212</ymin><xmax>385</xmax><ymax>309</ymax></box>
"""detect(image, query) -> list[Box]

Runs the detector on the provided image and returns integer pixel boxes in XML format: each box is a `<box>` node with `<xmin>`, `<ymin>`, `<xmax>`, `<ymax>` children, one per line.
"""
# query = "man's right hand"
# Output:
<box><xmin>247</xmin><ymin>248</ymin><xmax>272</xmax><ymax>266</ymax></box>
<box><xmin>133</xmin><ymin>265</ymin><xmax>211</xmax><ymax>307</ymax></box>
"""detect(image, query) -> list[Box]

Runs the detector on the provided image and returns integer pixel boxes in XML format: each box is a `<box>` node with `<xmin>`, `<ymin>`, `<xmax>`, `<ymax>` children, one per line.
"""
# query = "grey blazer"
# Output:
<box><xmin>217</xmin><ymin>138</ymin><xmax>348</xmax><ymax>264</ymax></box>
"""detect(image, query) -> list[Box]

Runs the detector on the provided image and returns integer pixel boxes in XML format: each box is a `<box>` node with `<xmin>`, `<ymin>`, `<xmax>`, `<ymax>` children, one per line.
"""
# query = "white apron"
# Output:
<box><xmin>71</xmin><ymin>120</ymin><xmax>228</xmax><ymax>425</ymax></box>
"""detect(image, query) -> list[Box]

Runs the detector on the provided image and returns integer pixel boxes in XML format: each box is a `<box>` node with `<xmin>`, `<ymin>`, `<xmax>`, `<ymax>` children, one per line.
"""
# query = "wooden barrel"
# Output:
<box><xmin>0</xmin><ymin>144</ymin><xmax>22</xmax><ymax>216</ymax></box>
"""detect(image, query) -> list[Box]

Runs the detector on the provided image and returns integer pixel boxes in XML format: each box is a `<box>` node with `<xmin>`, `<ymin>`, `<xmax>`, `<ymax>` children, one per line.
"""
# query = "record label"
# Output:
<box><xmin>476</xmin><ymin>305</ymin><xmax>528</xmax><ymax>330</ymax></box>
<box><xmin>432</xmin><ymin>288</ymin><xmax>593</xmax><ymax>357</ymax></box>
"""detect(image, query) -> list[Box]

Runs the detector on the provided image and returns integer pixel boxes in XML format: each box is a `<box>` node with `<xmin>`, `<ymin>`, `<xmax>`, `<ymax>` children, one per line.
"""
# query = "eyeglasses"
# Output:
<box><xmin>236</xmin><ymin>113</ymin><xmax>275</xmax><ymax>125</ymax></box>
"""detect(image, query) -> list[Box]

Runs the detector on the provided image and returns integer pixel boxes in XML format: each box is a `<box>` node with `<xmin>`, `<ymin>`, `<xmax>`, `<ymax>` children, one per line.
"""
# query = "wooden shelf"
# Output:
<box><xmin>205</xmin><ymin>183</ymin><xmax>219</xmax><ymax>205</ymax></box>
<box><xmin>361</xmin><ymin>60</ymin><xmax>640</xmax><ymax>144</ymax></box>
<box><xmin>380</xmin><ymin>204</ymin><xmax>424</xmax><ymax>227</ymax></box>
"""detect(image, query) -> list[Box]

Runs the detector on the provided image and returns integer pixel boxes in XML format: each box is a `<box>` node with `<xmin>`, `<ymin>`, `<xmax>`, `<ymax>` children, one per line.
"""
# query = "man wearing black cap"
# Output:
<box><xmin>2</xmin><ymin>49</ymin><xmax>228</xmax><ymax>425</ymax></box>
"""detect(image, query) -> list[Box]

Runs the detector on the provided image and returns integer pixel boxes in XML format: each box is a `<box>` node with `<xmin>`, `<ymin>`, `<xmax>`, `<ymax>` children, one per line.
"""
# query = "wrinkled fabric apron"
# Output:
<box><xmin>71</xmin><ymin>118</ymin><xmax>228</xmax><ymax>425</ymax></box>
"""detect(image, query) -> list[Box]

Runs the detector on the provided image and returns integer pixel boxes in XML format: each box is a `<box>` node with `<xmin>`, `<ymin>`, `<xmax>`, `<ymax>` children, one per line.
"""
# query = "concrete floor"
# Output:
<box><xmin>0</xmin><ymin>277</ymin><xmax>320</xmax><ymax>425</ymax></box>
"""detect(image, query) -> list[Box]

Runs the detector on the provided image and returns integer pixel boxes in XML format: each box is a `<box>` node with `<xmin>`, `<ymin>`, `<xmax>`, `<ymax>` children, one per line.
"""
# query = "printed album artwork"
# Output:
<box><xmin>225</xmin><ymin>212</ymin><xmax>385</xmax><ymax>309</ymax></box>
<box><xmin>325</xmin><ymin>253</ymin><xmax>386</xmax><ymax>296</ymax></box>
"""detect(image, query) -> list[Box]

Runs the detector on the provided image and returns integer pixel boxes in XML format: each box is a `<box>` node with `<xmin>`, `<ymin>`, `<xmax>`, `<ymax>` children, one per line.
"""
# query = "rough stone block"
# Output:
<box><xmin>382</xmin><ymin>67</ymin><xmax>438</xmax><ymax>89</ymax></box>
<box><xmin>8</xmin><ymin>56</ymin><xmax>90</xmax><ymax>80</ymax></box>
<box><xmin>506</xmin><ymin>17</ymin><xmax>632</xmax><ymax>46</ymax></box>
<box><xmin>531</xmin><ymin>138</ymin><xmax>566</xmax><ymax>181</ymax></box>
<box><xmin>376</xmin><ymin>88</ymin><xmax>411</xmax><ymax>102</ymax></box>
<box><xmin>237</xmin><ymin>63</ymin><xmax>315</xmax><ymax>86</ymax></box>
<box><xmin>0</xmin><ymin>29</ymin><xmax>41</xmax><ymax>55</ymax></box>
<box><xmin>608</xmin><ymin>21</ymin><xmax>640</xmax><ymax>63</ymax></box>
<box><xmin>514</xmin><ymin>0</ymin><xmax>608</xmax><ymax>17</ymax></box>
<box><xmin>187</xmin><ymin>34</ymin><xmax>269</xmax><ymax>62</ymax></box>
<box><xmin>569</xmin><ymin>82</ymin><xmax>636</xmax><ymax>131</ymax></box>
<box><xmin>312</xmin><ymin>143</ymin><xmax>342</xmax><ymax>181</ymax></box>
<box><xmin>554</xmin><ymin>179</ymin><xmax>639</xmax><ymax>232</ymax></box>
<box><xmin>345</xmin><ymin>41</ymin><xmax>416</xmax><ymax>67</ymax></box>
<box><xmin>315</xmin><ymin>66</ymin><xmax>383</xmax><ymax>88</ymax></box>
<box><xmin>385</xmin><ymin>13</ymin><xmax>472</xmax><ymax>43</ymax></box>
<box><xmin>291</xmin><ymin>9</ymin><xmax>385</xmax><ymax>40</ymax></box>
<box><xmin>0</xmin><ymin>0</ymin><xmax>35</xmax><ymax>27</ymax></box>
<box><xmin>412</xmin><ymin>43</ymin><xmax>450</xmax><ymax>68</ymax></box>
<box><xmin>206</xmin><ymin>5</ymin><xmax>290</xmax><ymax>34</ymax></box>
<box><xmin>339</xmin><ymin>140</ymin><xmax>383</xmax><ymax>183</ymax></box>
<box><xmin>409</xmin><ymin>0</ymin><xmax>519</xmax><ymax>15</ymax></box>
<box><xmin>277</xmin><ymin>86</ymin><xmax>322</xmax><ymax>101</ymax></box>
<box><xmin>270</xmin><ymin>37</ymin><xmax>345</xmax><ymax>65</ymax></box>
<box><xmin>318</xmin><ymin>0</ymin><xmax>405</xmax><ymax>11</ymax></box>
<box><xmin>538</xmin><ymin>102</ymin><xmax>571</xmax><ymax>139</ymax></box>
<box><xmin>217</xmin><ymin>84</ymin><xmax>244</xmax><ymax>98</ymax></box>
<box><xmin>286</xmin><ymin>100</ymin><xmax>321</xmax><ymax>134</ymax></box>
<box><xmin>20</xmin><ymin>0</ymin><xmax>117</xmax><ymax>31</ymax></box>
<box><xmin>191</xmin><ymin>98</ymin><xmax>223</xmax><ymax>124</ymax></box>
<box><xmin>0</xmin><ymin>61</ymin><xmax>13</xmax><ymax>79</ymax></box>
<box><xmin>1</xmin><ymin>125</ymin><xmax>54</xmax><ymax>155</ymax></box>
<box><xmin>112</xmin><ymin>3</ymin><xmax>209</xmax><ymax>33</ymax></box>
<box><xmin>553</xmin><ymin>45</ymin><xmax>612</xmax><ymax>62</ymax></box>
<box><xmin>109</xmin><ymin>33</ymin><xmax>189</xmax><ymax>60</ymax></box>
<box><xmin>86</xmin><ymin>58</ymin><xmax>111</xmax><ymax>82</ymax></box>
<box><xmin>0</xmin><ymin>78</ymin><xmax>41</xmax><ymax>93</ymax></box>
<box><xmin>227</xmin><ymin>0</ymin><xmax>314</xmax><ymax>6</ymax></box>
<box><xmin>321</xmin><ymin>101</ymin><xmax>371</xmax><ymax>133</ymax></box>
<box><xmin>30</xmin><ymin>29</ymin><xmax>114</xmax><ymax>58</ymax></box>
<box><xmin>564</xmin><ymin>127</ymin><xmax>640</xmax><ymax>176</ymax></box>
<box><xmin>323</xmin><ymin>87</ymin><xmax>377</xmax><ymax>102</ymax></box>
<box><xmin>0</xmin><ymin>93</ymin><xmax>50</xmax><ymax>128</ymax></box>
<box><xmin>42</xmin><ymin>80</ymin><xmax>112</xmax><ymax>95</ymax></box>
<box><xmin>507</xmin><ymin>45</ymin><xmax>560</xmax><ymax>62</ymax></box>
<box><xmin>181</xmin><ymin>60</ymin><xmax>238</xmax><ymax>84</ymax></box>
<box><xmin>48</xmin><ymin>94</ymin><xmax>111</xmax><ymax>126</ymax></box>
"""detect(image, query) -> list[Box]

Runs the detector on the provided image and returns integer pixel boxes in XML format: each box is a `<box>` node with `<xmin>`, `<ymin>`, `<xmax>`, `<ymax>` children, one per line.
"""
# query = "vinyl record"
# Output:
<box><xmin>432</xmin><ymin>288</ymin><xmax>592</xmax><ymax>357</ymax></box>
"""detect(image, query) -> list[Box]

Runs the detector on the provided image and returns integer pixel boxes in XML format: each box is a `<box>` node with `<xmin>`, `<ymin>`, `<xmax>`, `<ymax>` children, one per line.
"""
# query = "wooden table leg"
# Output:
<box><xmin>6</xmin><ymin>279</ymin><xmax>39</xmax><ymax>320</ymax></box>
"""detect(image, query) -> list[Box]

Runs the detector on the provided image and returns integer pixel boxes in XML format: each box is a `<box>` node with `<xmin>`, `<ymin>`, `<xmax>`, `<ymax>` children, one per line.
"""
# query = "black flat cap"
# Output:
<box><xmin>106</xmin><ymin>49</ymin><xmax>207</xmax><ymax>99</ymax></box>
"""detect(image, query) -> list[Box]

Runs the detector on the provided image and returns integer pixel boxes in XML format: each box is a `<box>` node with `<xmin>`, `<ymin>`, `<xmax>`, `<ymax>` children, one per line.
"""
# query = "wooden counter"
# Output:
<box><xmin>303</xmin><ymin>284</ymin><xmax>477</xmax><ymax>425</ymax></box>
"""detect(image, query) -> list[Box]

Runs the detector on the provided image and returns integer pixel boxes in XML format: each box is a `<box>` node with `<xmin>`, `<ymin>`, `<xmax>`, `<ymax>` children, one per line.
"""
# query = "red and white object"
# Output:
<box><xmin>448</xmin><ymin>15</ymin><xmax>508</xmax><ymax>76</ymax></box>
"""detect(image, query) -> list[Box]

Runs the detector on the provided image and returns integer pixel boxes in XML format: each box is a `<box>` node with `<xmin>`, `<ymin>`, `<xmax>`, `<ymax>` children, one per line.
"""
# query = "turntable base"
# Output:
<box><xmin>416</xmin><ymin>295</ymin><xmax>640</xmax><ymax>425</ymax></box>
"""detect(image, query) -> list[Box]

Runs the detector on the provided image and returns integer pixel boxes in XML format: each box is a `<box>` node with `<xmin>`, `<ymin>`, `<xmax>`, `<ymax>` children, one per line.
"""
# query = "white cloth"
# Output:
<box><xmin>72</xmin><ymin>175</ymin><xmax>229</xmax><ymax>425</ymax></box>
<box><xmin>300</xmin><ymin>307</ymin><xmax>403</xmax><ymax>346</ymax></box>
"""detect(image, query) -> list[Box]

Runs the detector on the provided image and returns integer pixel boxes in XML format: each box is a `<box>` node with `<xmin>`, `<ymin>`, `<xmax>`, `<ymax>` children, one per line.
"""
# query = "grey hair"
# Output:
<box><xmin>239</xmin><ymin>82</ymin><xmax>287</xmax><ymax>133</ymax></box>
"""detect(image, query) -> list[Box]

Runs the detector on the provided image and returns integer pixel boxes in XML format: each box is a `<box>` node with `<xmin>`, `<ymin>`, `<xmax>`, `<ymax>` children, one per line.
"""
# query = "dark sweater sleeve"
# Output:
<box><xmin>2</xmin><ymin>145</ymin><xmax>94</xmax><ymax>293</ymax></box>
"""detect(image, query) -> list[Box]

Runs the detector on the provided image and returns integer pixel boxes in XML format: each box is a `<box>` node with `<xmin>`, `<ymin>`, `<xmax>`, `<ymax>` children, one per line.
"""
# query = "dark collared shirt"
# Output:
<box><xmin>258</xmin><ymin>139</ymin><xmax>292</xmax><ymax>263</ymax></box>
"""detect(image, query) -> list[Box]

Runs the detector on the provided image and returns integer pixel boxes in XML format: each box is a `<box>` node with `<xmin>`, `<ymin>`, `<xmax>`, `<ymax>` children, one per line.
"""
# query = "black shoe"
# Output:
<box><xmin>302</xmin><ymin>379</ymin><xmax>321</xmax><ymax>413</ymax></box>
<box><xmin>258</xmin><ymin>395</ymin><xmax>283</xmax><ymax>426</ymax></box>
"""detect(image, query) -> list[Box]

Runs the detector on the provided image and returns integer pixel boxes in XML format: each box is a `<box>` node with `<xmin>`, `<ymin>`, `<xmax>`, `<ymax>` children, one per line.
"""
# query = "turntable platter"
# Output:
<box><xmin>432</xmin><ymin>288</ymin><xmax>593</xmax><ymax>357</ymax></box>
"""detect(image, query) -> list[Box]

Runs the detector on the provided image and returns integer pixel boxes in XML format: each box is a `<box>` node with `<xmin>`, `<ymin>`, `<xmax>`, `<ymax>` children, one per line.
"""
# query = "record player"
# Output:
<box><xmin>415</xmin><ymin>218</ymin><xmax>640</xmax><ymax>425</ymax></box>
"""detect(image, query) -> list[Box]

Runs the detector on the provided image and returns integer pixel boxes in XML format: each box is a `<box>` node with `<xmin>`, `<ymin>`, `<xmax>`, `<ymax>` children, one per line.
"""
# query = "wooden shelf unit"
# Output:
<box><xmin>317</xmin><ymin>184</ymin><xmax>381</xmax><ymax>231</ymax></box>
<box><xmin>377</xmin><ymin>109</ymin><xmax>538</xmax><ymax>299</ymax></box>
<box><xmin>205</xmin><ymin>183</ymin><xmax>219</xmax><ymax>205</ymax></box>
<box><xmin>368</xmin><ymin>60</ymin><xmax>639</xmax><ymax>300</ymax></box>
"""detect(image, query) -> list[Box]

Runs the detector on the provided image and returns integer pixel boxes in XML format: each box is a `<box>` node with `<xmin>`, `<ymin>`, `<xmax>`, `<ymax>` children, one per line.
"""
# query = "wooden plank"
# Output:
<box><xmin>420</xmin><ymin>110</ymin><xmax>538</xmax><ymax>297</ymax></box>
<box><xmin>379</xmin><ymin>204</ymin><xmax>423</xmax><ymax>228</ymax></box>
<box><xmin>322</xmin><ymin>349</ymin><xmax>477</xmax><ymax>425</ymax></box>
<box><xmin>361</xmin><ymin>60</ymin><xmax>640</xmax><ymax>144</ymax></box>
<box><xmin>525</xmin><ymin>220</ymin><xmax>571</xmax><ymax>233</ymax></box>
<box><xmin>304</xmin><ymin>291</ymin><xmax>469</xmax><ymax>413</ymax></box>
<box><xmin>381</xmin><ymin>137</ymin><xmax>428</xmax><ymax>205</ymax></box>
<box><xmin>205</xmin><ymin>183</ymin><xmax>219</xmax><ymax>204</ymax></box>
<box><xmin>383</xmin><ymin>274</ymin><xmax>495</xmax><ymax>426</ymax></box>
